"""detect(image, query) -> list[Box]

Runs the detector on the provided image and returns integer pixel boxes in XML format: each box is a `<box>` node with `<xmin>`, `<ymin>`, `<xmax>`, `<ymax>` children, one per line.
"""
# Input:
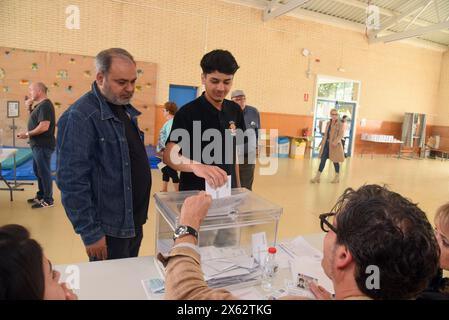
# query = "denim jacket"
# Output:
<box><xmin>56</xmin><ymin>82</ymin><xmax>146</xmax><ymax>246</ymax></box>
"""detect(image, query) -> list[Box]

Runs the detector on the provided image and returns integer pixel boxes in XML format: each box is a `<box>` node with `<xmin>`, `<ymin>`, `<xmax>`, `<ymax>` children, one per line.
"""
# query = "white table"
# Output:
<box><xmin>0</xmin><ymin>148</ymin><xmax>23</xmax><ymax>201</ymax></box>
<box><xmin>55</xmin><ymin>233</ymin><xmax>325</xmax><ymax>300</ymax></box>
<box><xmin>360</xmin><ymin>138</ymin><xmax>403</xmax><ymax>159</ymax></box>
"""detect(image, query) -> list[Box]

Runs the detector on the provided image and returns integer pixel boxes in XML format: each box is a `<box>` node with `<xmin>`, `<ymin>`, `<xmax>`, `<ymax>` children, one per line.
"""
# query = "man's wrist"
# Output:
<box><xmin>174</xmin><ymin>234</ymin><xmax>197</xmax><ymax>245</ymax></box>
<box><xmin>178</xmin><ymin>221</ymin><xmax>200</xmax><ymax>231</ymax></box>
<box><xmin>26</xmin><ymin>131</ymin><xmax>30</xmax><ymax>137</ymax></box>
<box><xmin>173</xmin><ymin>224</ymin><xmax>199</xmax><ymax>242</ymax></box>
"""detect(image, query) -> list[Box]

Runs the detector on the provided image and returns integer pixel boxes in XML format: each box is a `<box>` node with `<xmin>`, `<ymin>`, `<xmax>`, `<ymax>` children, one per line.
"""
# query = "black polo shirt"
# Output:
<box><xmin>167</xmin><ymin>93</ymin><xmax>246</xmax><ymax>191</ymax></box>
<box><xmin>109</xmin><ymin>103</ymin><xmax>151</xmax><ymax>227</ymax></box>
<box><xmin>28</xmin><ymin>99</ymin><xmax>56</xmax><ymax>149</ymax></box>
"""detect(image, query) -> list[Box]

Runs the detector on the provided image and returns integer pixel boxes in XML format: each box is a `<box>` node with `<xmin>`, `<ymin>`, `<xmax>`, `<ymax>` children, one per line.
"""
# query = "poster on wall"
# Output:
<box><xmin>7</xmin><ymin>101</ymin><xmax>19</xmax><ymax>118</ymax></box>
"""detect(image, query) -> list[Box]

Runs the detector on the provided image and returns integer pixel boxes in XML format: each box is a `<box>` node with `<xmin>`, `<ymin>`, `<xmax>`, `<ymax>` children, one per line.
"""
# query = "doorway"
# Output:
<box><xmin>312</xmin><ymin>76</ymin><xmax>361</xmax><ymax>158</ymax></box>
<box><xmin>168</xmin><ymin>85</ymin><xmax>198</xmax><ymax>108</ymax></box>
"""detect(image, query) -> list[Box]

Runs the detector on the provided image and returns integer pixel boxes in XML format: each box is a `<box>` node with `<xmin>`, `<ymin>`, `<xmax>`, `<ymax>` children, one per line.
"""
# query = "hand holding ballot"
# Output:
<box><xmin>192</xmin><ymin>163</ymin><xmax>228</xmax><ymax>189</ymax></box>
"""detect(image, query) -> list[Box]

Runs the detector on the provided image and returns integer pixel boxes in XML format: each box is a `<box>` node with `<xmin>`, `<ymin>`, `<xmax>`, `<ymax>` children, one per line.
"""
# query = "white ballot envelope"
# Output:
<box><xmin>205</xmin><ymin>175</ymin><xmax>231</xmax><ymax>199</ymax></box>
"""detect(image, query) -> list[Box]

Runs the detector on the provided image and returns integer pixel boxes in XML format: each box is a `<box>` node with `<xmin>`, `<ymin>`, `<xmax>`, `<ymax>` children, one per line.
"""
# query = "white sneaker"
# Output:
<box><xmin>331</xmin><ymin>174</ymin><xmax>340</xmax><ymax>183</ymax></box>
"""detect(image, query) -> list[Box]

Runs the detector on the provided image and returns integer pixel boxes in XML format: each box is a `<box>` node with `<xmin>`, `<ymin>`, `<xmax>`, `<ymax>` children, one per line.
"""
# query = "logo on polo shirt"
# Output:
<box><xmin>229</xmin><ymin>121</ymin><xmax>237</xmax><ymax>136</ymax></box>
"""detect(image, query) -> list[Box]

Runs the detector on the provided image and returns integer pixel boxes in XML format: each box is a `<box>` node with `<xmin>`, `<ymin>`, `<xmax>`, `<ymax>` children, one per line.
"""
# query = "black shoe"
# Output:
<box><xmin>31</xmin><ymin>200</ymin><xmax>54</xmax><ymax>209</ymax></box>
<box><xmin>27</xmin><ymin>197</ymin><xmax>42</xmax><ymax>204</ymax></box>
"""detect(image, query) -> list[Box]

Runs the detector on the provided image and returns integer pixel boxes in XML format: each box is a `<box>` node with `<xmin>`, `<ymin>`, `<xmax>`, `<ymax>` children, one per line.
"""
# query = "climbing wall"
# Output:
<box><xmin>0</xmin><ymin>47</ymin><xmax>157</xmax><ymax>147</ymax></box>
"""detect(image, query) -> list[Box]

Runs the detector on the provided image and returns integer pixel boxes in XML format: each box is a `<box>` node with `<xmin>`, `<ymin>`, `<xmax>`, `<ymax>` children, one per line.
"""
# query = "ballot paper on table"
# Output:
<box><xmin>278</xmin><ymin>236</ymin><xmax>323</xmax><ymax>261</ymax></box>
<box><xmin>230</xmin><ymin>287</ymin><xmax>266</xmax><ymax>300</ymax></box>
<box><xmin>205</xmin><ymin>175</ymin><xmax>231</xmax><ymax>199</ymax></box>
<box><xmin>274</xmin><ymin>247</ymin><xmax>292</xmax><ymax>269</ymax></box>
<box><xmin>200</xmin><ymin>246</ymin><xmax>247</xmax><ymax>261</ymax></box>
<box><xmin>276</xmin><ymin>236</ymin><xmax>324</xmax><ymax>272</ymax></box>
<box><xmin>141</xmin><ymin>278</ymin><xmax>165</xmax><ymax>299</ymax></box>
<box><xmin>199</xmin><ymin>246</ymin><xmax>260</xmax><ymax>287</ymax></box>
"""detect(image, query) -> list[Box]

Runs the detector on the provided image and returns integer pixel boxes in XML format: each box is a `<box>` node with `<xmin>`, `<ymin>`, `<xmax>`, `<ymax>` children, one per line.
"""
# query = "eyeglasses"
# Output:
<box><xmin>319</xmin><ymin>213</ymin><xmax>337</xmax><ymax>233</ymax></box>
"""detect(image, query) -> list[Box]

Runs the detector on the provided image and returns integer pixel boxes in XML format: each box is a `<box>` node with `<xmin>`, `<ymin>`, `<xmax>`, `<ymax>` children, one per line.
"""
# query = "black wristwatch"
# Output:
<box><xmin>173</xmin><ymin>225</ymin><xmax>198</xmax><ymax>241</ymax></box>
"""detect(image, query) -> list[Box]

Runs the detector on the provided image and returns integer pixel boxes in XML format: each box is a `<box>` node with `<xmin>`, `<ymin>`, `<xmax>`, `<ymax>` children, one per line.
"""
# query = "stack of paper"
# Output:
<box><xmin>199</xmin><ymin>246</ymin><xmax>261</xmax><ymax>288</ymax></box>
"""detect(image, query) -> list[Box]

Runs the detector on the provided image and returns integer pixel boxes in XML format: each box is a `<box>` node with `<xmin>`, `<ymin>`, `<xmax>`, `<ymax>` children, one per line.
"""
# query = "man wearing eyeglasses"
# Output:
<box><xmin>159</xmin><ymin>184</ymin><xmax>439</xmax><ymax>300</ymax></box>
<box><xmin>312</xmin><ymin>184</ymin><xmax>439</xmax><ymax>300</ymax></box>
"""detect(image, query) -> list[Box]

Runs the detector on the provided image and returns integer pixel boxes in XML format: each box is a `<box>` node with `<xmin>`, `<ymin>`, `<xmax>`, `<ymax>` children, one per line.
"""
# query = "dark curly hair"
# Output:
<box><xmin>0</xmin><ymin>224</ymin><xmax>45</xmax><ymax>299</ymax></box>
<box><xmin>331</xmin><ymin>184</ymin><xmax>440</xmax><ymax>300</ymax></box>
<box><xmin>200</xmin><ymin>49</ymin><xmax>239</xmax><ymax>75</ymax></box>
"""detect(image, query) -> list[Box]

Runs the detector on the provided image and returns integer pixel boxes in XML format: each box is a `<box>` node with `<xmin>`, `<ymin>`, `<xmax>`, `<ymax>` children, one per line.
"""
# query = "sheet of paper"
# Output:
<box><xmin>141</xmin><ymin>278</ymin><xmax>165</xmax><ymax>299</ymax></box>
<box><xmin>269</xmin><ymin>288</ymin><xmax>290</xmax><ymax>300</ymax></box>
<box><xmin>206</xmin><ymin>175</ymin><xmax>231</xmax><ymax>199</ymax></box>
<box><xmin>252</xmin><ymin>232</ymin><xmax>267</xmax><ymax>264</ymax></box>
<box><xmin>230</xmin><ymin>287</ymin><xmax>265</xmax><ymax>300</ymax></box>
<box><xmin>280</xmin><ymin>236</ymin><xmax>323</xmax><ymax>261</ymax></box>
<box><xmin>230</xmin><ymin>256</ymin><xmax>257</xmax><ymax>269</ymax></box>
<box><xmin>275</xmin><ymin>246</ymin><xmax>293</xmax><ymax>269</ymax></box>
<box><xmin>199</xmin><ymin>246</ymin><xmax>247</xmax><ymax>262</ymax></box>
<box><xmin>209</xmin><ymin>267</ymin><xmax>250</xmax><ymax>280</ymax></box>
<box><xmin>202</xmin><ymin>260</ymin><xmax>236</xmax><ymax>277</ymax></box>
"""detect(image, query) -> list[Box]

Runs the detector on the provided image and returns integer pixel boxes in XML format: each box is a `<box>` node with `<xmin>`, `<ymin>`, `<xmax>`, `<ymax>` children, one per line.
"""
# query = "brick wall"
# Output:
<box><xmin>0</xmin><ymin>0</ymin><xmax>447</xmax><ymax>146</ymax></box>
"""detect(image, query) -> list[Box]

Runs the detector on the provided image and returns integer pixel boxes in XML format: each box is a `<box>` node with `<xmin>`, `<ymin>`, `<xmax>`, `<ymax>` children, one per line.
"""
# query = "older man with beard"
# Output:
<box><xmin>56</xmin><ymin>48</ymin><xmax>151</xmax><ymax>261</ymax></box>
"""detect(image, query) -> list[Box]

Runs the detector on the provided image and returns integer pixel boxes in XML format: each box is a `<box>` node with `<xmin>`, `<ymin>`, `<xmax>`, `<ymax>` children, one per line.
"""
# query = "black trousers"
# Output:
<box><xmin>89</xmin><ymin>226</ymin><xmax>143</xmax><ymax>261</ymax></box>
<box><xmin>162</xmin><ymin>165</ymin><xmax>179</xmax><ymax>183</ymax></box>
<box><xmin>239</xmin><ymin>163</ymin><xmax>255</xmax><ymax>190</ymax></box>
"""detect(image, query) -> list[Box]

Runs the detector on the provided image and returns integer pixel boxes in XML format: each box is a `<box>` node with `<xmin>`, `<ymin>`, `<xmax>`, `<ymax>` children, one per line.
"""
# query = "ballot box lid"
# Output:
<box><xmin>154</xmin><ymin>188</ymin><xmax>283</xmax><ymax>231</ymax></box>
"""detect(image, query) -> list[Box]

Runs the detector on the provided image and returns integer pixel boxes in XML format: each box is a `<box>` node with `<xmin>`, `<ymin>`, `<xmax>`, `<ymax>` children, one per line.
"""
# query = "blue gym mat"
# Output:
<box><xmin>1</xmin><ymin>145</ymin><xmax>161</xmax><ymax>181</ymax></box>
<box><xmin>1</xmin><ymin>148</ymin><xmax>33</xmax><ymax>170</ymax></box>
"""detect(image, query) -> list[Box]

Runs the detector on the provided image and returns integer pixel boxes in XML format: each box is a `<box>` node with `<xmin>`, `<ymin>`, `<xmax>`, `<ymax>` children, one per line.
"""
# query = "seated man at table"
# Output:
<box><xmin>158</xmin><ymin>185</ymin><xmax>439</xmax><ymax>300</ymax></box>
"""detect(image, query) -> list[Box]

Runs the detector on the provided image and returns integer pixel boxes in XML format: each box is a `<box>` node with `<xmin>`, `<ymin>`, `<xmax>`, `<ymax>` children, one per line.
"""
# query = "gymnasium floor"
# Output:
<box><xmin>1</xmin><ymin>156</ymin><xmax>447</xmax><ymax>265</ymax></box>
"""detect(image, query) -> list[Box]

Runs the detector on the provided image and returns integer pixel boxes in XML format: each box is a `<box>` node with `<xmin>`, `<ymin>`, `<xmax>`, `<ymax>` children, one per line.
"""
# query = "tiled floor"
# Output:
<box><xmin>1</xmin><ymin>156</ymin><xmax>448</xmax><ymax>265</ymax></box>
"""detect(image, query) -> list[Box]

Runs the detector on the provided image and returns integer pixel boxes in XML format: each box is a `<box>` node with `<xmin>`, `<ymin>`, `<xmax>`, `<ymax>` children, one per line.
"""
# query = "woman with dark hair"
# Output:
<box><xmin>0</xmin><ymin>224</ymin><xmax>77</xmax><ymax>300</ymax></box>
<box><xmin>157</xmin><ymin>102</ymin><xmax>180</xmax><ymax>192</ymax></box>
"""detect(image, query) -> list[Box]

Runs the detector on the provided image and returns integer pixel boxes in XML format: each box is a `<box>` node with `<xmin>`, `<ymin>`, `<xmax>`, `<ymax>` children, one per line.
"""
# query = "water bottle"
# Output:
<box><xmin>261</xmin><ymin>247</ymin><xmax>278</xmax><ymax>292</ymax></box>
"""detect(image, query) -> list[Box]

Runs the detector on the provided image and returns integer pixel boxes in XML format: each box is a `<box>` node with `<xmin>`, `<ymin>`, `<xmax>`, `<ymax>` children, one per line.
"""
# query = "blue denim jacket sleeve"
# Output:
<box><xmin>56</xmin><ymin>109</ymin><xmax>104</xmax><ymax>246</ymax></box>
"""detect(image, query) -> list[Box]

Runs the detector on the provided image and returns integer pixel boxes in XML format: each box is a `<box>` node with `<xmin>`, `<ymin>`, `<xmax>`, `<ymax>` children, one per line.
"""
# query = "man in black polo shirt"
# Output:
<box><xmin>164</xmin><ymin>49</ymin><xmax>245</xmax><ymax>191</ymax></box>
<box><xmin>17</xmin><ymin>82</ymin><xmax>55</xmax><ymax>209</ymax></box>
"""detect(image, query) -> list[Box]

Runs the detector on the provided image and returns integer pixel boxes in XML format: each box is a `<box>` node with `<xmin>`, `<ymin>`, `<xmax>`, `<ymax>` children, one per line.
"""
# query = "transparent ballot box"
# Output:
<box><xmin>154</xmin><ymin>188</ymin><xmax>283</xmax><ymax>288</ymax></box>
